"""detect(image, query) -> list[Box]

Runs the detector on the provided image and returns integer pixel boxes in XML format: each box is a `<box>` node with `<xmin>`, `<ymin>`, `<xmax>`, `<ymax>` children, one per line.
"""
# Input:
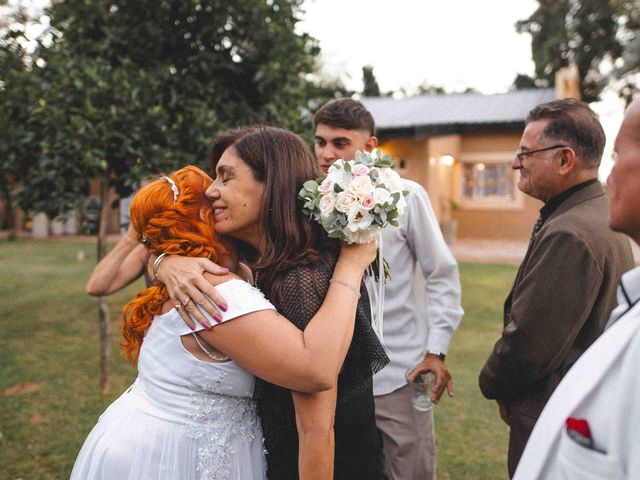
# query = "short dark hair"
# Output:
<box><xmin>526</xmin><ymin>99</ymin><xmax>605</xmax><ymax>169</ymax></box>
<box><xmin>313</xmin><ymin>98</ymin><xmax>376</xmax><ymax>136</ymax></box>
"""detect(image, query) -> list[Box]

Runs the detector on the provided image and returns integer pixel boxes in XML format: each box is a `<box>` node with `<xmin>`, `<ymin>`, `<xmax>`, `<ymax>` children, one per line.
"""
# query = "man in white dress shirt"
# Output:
<box><xmin>513</xmin><ymin>98</ymin><xmax>640</xmax><ymax>480</ymax></box>
<box><xmin>314</xmin><ymin>99</ymin><xmax>464</xmax><ymax>480</ymax></box>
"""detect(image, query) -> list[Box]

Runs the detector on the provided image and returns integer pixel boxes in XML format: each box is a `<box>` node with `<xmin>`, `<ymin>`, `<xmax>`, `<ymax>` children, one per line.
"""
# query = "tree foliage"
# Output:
<box><xmin>1</xmin><ymin>0</ymin><xmax>325</xmax><ymax>216</ymax></box>
<box><xmin>362</xmin><ymin>65</ymin><xmax>381</xmax><ymax>97</ymax></box>
<box><xmin>1</xmin><ymin>0</ymin><xmax>331</xmax><ymax>392</ymax></box>
<box><xmin>512</xmin><ymin>73</ymin><xmax>539</xmax><ymax>90</ymax></box>
<box><xmin>416</xmin><ymin>82</ymin><xmax>446</xmax><ymax>95</ymax></box>
<box><xmin>517</xmin><ymin>0</ymin><xmax>639</xmax><ymax>103</ymax></box>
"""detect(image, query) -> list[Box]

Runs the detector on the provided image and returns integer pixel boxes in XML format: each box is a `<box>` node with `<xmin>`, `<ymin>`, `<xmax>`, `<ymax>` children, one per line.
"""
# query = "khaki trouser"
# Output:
<box><xmin>375</xmin><ymin>384</ymin><xmax>436</xmax><ymax>480</ymax></box>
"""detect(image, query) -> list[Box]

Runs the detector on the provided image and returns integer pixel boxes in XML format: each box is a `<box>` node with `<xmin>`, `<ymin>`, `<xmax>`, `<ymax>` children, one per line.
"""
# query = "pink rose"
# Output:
<box><xmin>352</xmin><ymin>164</ymin><xmax>370</xmax><ymax>176</ymax></box>
<box><xmin>359</xmin><ymin>194</ymin><xmax>376</xmax><ymax>211</ymax></box>
<box><xmin>318</xmin><ymin>178</ymin><xmax>334</xmax><ymax>195</ymax></box>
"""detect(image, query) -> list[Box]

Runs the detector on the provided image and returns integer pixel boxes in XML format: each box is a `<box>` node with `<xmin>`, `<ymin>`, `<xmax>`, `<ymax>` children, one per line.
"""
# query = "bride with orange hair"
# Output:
<box><xmin>70</xmin><ymin>165</ymin><xmax>377</xmax><ymax>480</ymax></box>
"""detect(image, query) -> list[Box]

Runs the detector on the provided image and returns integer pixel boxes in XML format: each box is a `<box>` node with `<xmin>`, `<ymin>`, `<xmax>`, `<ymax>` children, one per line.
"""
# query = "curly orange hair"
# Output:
<box><xmin>121</xmin><ymin>165</ymin><xmax>221</xmax><ymax>363</ymax></box>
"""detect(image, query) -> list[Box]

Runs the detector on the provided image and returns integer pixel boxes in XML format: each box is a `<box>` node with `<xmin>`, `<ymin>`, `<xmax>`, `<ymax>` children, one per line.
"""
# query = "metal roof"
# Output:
<box><xmin>361</xmin><ymin>89</ymin><xmax>556</xmax><ymax>133</ymax></box>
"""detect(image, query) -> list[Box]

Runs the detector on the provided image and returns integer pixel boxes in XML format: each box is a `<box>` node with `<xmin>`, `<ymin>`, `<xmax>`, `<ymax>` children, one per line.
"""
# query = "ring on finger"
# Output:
<box><xmin>174</xmin><ymin>304</ymin><xmax>183</xmax><ymax>310</ymax></box>
<box><xmin>181</xmin><ymin>298</ymin><xmax>191</xmax><ymax>308</ymax></box>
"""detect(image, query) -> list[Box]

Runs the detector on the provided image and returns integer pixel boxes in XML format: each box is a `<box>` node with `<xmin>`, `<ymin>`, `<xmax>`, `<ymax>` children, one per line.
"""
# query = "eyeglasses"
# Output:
<box><xmin>514</xmin><ymin>144</ymin><xmax>568</xmax><ymax>167</ymax></box>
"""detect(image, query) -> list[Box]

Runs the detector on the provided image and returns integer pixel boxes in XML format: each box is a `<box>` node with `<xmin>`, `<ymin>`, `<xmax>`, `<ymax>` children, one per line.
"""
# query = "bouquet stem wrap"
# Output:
<box><xmin>374</xmin><ymin>235</ymin><xmax>386</xmax><ymax>345</ymax></box>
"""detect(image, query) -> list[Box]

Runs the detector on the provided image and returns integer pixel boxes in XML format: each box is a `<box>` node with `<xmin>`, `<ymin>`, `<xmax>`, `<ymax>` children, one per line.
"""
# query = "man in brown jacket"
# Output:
<box><xmin>479</xmin><ymin>99</ymin><xmax>634</xmax><ymax>478</ymax></box>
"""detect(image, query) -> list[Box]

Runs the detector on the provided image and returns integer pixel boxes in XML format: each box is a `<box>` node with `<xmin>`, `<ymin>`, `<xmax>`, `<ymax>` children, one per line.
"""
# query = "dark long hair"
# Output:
<box><xmin>210</xmin><ymin>126</ymin><xmax>338</xmax><ymax>298</ymax></box>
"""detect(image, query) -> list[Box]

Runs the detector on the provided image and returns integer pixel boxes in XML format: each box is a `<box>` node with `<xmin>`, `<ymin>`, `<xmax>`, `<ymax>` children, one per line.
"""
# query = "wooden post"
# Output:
<box><xmin>97</xmin><ymin>180</ymin><xmax>111</xmax><ymax>394</ymax></box>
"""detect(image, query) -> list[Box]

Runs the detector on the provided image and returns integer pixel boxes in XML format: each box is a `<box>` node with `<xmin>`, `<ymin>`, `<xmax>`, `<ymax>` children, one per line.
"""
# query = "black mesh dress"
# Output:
<box><xmin>255</xmin><ymin>252</ymin><xmax>389</xmax><ymax>480</ymax></box>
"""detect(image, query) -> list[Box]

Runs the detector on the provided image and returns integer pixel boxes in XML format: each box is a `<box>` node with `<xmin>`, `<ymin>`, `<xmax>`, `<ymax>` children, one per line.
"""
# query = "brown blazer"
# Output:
<box><xmin>478</xmin><ymin>182</ymin><xmax>634</xmax><ymax>477</ymax></box>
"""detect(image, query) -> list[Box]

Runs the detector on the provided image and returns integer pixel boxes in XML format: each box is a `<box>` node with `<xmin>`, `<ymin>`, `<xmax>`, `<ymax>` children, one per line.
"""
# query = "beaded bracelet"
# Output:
<box><xmin>152</xmin><ymin>253</ymin><xmax>168</xmax><ymax>284</ymax></box>
<box><xmin>330</xmin><ymin>278</ymin><xmax>361</xmax><ymax>299</ymax></box>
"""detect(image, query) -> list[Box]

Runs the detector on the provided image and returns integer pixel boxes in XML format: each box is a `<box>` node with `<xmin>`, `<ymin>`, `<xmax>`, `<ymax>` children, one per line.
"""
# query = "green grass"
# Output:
<box><xmin>435</xmin><ymin>263</ymin><xmax>516</xmax><ymax>480</ymax></box>
<box><xmin>0</xmin><ymin>239</ymin><xmax>517</xmax><ymax>479</ymax></box>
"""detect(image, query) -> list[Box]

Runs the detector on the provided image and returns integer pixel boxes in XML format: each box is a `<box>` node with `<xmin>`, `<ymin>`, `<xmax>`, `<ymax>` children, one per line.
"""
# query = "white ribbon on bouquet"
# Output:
<box><xmin>370</xmin><ymin>234</ymin><xmax>388</xmax><ymax>351</ymax></box>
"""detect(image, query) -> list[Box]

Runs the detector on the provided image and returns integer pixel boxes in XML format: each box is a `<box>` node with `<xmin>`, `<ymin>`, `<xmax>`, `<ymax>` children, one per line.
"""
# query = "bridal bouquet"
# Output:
<box><xmin>299</xmin><ymin>149</ymin><xmax>409</xmax><ymax>283</ymax></box>
<box><xmin>299</xmin><ymin>149</ymin><xmax>408</xmax><ymax>344</ymax></box>
<box><xmin>299</xmin><ymin>149</ymin><xmax>408</xmax><ymax>245</ymax></box>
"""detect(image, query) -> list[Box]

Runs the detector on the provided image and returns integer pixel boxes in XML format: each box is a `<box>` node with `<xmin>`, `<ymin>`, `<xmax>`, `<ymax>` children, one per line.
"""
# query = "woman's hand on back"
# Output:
<box><xmin>156</xmin><ymin>255</ymin><xmax>230</xmax><ymax>329</ymax></box>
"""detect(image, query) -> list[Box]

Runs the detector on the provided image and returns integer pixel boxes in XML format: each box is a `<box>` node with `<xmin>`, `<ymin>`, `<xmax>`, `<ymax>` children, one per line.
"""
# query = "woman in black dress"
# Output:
<box><xmin>159</xmin><ymin>126</ymin><xmax>388</xmax><ymax>479</ymax></box>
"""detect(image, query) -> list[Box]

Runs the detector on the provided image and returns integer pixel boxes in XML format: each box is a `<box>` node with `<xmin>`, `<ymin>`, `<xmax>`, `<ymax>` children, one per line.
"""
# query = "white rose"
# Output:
<box><xmin>377</xmin><ymin>167</ymin><xmax>404</xmax><ymax>193</ymax></box>
<box><xmin>372</xmin><ymin>187</ymin><xmax>392</xmax><ymax>205</ymax></box>
<box><xmin>327</xmin><ymin>159</ymin><xmax>345</xmax><ymax>174</ymax></box>
<box><xmin>335</xmin><ymin>191</ymin><xmax>358</xmax><ymax>213</ymax></box>
<box><xmin>319</xmin><ymin>193</ymin><xmax>336</xmax><ymax>216</ymax></box>
<box><xmin>346</xmin><ymin>211</ymin><xmax>374</xmax><ymax>232</ymax></box>
<box><xmin>347</xmin><ymin>175</ymin><xmax>374</xmax><ymax>197</ymax></box>
<box><xmin>327</xmin><ymin>167</ymin><xmax>351</xmax><ymax>191</ymax></box>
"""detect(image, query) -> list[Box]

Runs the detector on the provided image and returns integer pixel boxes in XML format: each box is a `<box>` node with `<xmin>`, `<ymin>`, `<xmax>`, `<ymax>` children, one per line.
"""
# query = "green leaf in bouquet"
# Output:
<box><xmin>391</xmin><ymin>192</ymin><xmax>401</xmax><ymax>203</ymax></box>
<box><xmin>333</xmin><ymin>183</ymin><xmax>344</xmax><ymax>193</ymax></box>
<box><xmin>328</xmin><ymin>229</ymin><xmax>345</xmax><ymax>240</ymax></box>
<box><xmin>388</xmin><ymin>209</ymin><xmax>399</xmax><ymax>220</ymax></box>
<box><xmin>299</xmin><ymin>189</ymin><xmax>314</xmax><ymax>200</ymax></box>
<box><xmin>344</xmin><ymin>160</ymin><xmax>352</xmax><ymax>173</ymax></box>
<box><xmin>403</xmin><ymin>189</ymin><xmax>410</xmax><ymax>197</ymax></box>
<box><xmin>389</xmin><ymin>219</ymin><xmax>400</xmax><ymax>227</ymax></box>
<box><xmin>303</xmin><ymin>180</ymin><xmax>319</xmax><ymax>192</ymax></box>
<box><xmin>379</xmin><ymin>209</ymin><xmax>387</xmax><ymax>222</ymax></box>
<box><xmin>321</xmin><ymin>211</ymin><xmax>337</xmax><ymax>227</ymax></box>
<box><xmin>369</xmin><ymin>169</ymin><xmax>379</xmax><ymax>182</ymax></box>
<box><xmin>355</xmin><ymin>150</ymin><xmax>371</xmax><ymax>164</ymax></box>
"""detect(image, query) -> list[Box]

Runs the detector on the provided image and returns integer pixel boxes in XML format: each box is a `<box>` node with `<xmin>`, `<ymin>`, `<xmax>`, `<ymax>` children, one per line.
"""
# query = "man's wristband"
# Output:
<box><xmin>427</xmin><ymin>351</ymin><xmax>446</xmax><ymax>361</ymax></box>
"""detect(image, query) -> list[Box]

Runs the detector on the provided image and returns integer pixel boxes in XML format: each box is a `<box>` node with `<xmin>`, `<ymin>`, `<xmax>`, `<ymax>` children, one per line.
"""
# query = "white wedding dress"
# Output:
<box><xmin>71</xmin><ymin>279</ymin><xmax>274</xmax><ymax>480</ymax></box>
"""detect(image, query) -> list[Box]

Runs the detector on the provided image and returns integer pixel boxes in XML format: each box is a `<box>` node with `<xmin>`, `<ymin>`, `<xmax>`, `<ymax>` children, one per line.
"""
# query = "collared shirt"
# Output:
<box><xmin>366</xmin><ymin>179</ymin><xmax>464</xmax><ymax>396</ymax></box>
<box><xmin>538</xmin><ymin>178</ymin><xmax>599</xmax><ymax>227</ymax></box>
<box><xmin>605</xmin><ymin>266</ymin><xmax>640</xmax><ymax>329</ymax></box>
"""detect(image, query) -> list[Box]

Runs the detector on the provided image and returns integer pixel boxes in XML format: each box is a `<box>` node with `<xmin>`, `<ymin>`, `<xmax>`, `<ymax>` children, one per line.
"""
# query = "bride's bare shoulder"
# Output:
<box><xmin>203</xmin><ymin>272</ymin><xmax>242</xmax><ymax>286</ymax></box>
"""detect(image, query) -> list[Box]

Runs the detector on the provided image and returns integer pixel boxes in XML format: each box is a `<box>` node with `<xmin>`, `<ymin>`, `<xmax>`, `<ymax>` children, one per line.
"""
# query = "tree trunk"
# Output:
<box><xmin>97</xmin><ymin>180</ymin><xmax>111</xmax><ymax>394</ymax></box>
<box><xmin>98</xmin><ymin>295</ymin><xmax>110</xmax><ymax>394</ymax></box>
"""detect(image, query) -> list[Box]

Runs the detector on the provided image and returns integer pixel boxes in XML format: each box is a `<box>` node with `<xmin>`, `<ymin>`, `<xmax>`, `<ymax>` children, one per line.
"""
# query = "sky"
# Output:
<box><xmin>298</xmin><ymin>0</ymin><xmax>539</xmax><ymax>94</ymax></box>
<box><xmin>297</xmin><ymin>0</ymin><xmax>624</xmax><ymax>179</ymax></box>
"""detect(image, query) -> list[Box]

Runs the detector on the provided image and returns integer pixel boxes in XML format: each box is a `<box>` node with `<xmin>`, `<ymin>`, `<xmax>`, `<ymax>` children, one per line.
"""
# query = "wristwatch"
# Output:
<box><xmin>427</xmin><ymin>351</ymin><xmax>446</xmax><ymax>361</ymax></box>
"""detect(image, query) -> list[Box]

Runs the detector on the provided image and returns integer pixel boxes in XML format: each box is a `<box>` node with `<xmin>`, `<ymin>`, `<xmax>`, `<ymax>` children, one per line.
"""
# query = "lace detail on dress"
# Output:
<box><xmin>188</xmin><ymin>370</ymin><xmax>260</xmax><ymax>480</ymax></box>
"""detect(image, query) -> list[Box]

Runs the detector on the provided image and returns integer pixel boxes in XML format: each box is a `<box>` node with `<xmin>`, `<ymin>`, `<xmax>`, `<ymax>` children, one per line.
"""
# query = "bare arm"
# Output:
<box><xmin>196</xmin><ymin>241</ymin><xmax>377</xmax><ymax>392</ymax></box>
<box><xmin>86</xmin><ymin>227</ymin><xmax>147</xmax><ymax>296</ymax></box>
<box><xmin>293</xmin><ymin>389</ymin><xmax>336</xmax><ymax>480</ymax></box>
<box><xmin>156</xmin><ymin>255</ymin><xmax>231</xmax><ymax>327</ymax></box>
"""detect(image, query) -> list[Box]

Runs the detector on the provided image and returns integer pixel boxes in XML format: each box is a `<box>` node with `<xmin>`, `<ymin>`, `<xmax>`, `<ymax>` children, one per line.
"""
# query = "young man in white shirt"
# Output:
<box><xmin>314</xmin><ymin>99</ymin><xmax>464</xmax><ymax>480</ymax></box>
